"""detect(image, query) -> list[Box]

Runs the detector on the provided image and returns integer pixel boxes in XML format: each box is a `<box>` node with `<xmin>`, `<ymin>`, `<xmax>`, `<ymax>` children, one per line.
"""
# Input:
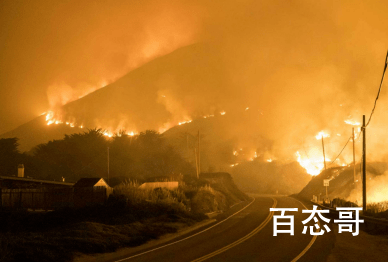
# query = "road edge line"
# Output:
<box><xmin>191</xmin><ymin>197</ymin><xmax>277</xmax><ymax>262</ymax></box>
<box><xmin>114</xmin><ymin>197</ymin><xmax>256</xmax><ymax>262</ymax></box>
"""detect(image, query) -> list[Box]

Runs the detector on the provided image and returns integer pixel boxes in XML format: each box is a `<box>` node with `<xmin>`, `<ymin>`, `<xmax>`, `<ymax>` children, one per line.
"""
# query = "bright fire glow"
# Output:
<box><xmin>220</xmin><ymin>111</ymin><xmax>226</xmax><ymax>115</ymax></box>
<box><xmin>178</xmin><ymin>120</ymin><xmax>192</xmax><ymax>125</ymax></box>
<box><xmin>296</xmin><ymin>151</ymin><xmax>331</xmax><ymax>176</ymax></box>
<box><xmin>315</xmin><ymin>131</ymin><xmax>330</xmax><ymax>140</ymax></box>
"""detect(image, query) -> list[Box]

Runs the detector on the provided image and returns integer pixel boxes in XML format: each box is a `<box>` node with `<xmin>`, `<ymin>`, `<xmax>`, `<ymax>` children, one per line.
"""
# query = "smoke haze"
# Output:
<box><xmin>1</xmin><ymin>0</ymin><xmax>388</xmax><ymax>165</ymax></box>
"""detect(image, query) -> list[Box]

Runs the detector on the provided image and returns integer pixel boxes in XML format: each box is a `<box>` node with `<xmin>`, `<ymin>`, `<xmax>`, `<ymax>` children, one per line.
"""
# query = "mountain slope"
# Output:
<box><xmin>1</xmin><ymin>43</ymin><xmax>231</xmax><ymax>152</ymax></box>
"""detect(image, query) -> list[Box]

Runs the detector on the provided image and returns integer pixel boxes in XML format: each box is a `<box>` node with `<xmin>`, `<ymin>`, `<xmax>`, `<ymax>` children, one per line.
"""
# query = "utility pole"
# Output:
<box><xmin>107</xmin><ymin>147</ymin><xmax>110</xmax><ymax>185</ymax></box>
<box><xmin>195</xmin><ymin>148</ymin><xmax>199</xmax><ymax>179</ymax></box>
<box><xmin>353</xmin><ymin>127</ymin><xmax>356</xmax><ymax>183</ymax></box>
<box><xmin>198</xmin><ymin>130</ymin><xmax>201</xmax><ymax>176</ymax></box>
<box><xmin>321</xmin><ymin>136</ymin><xmax>327</xmax><ymax>172</ymax></box>
<box><xmin>362</xmin><ymin>115</ymin><xmax>366</xmax><ymax>212</ymax></box>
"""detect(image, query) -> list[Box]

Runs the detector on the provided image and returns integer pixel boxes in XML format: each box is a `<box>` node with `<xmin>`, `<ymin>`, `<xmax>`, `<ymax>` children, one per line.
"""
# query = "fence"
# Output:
<box><xmin>0</xmin><ymin>187</ymin><xmax>111</xmax><ymax>210</ymax></box>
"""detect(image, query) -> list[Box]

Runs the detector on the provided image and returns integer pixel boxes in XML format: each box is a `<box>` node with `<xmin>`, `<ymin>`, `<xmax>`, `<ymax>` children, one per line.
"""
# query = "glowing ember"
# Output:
<box><xmin>245</xmin><ymin>107</ymin><xmax>249</xmax><ymax>111</ymax></box>
<box><xmin>233</xmin><ymin>151</ymin><xmax>238</xmax><ymax>156</ymax></box>
<box><xmin>220</xmin><ymin>111</ymin><xmax>226</xmax><ymax>115</ymax></box>
<box><xmin>315</xmin><ymin>131</ymin><xmax>330</xmax><ymax>140</ymax></box>
<box><xmin>267</xmin><ymin>159</ymin><xmax>273</xmax><ymax>162</ymax></box>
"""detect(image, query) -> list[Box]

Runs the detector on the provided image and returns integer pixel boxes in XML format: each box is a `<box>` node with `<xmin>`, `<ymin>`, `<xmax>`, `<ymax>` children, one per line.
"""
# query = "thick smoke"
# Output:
<box><xmin>1</xmin><ymin>0</ymin><xmax>388</xmax><ymax>166</ymax></box>
<box><xmin>347</xmin><ymin>171</ymin><xmax>388</xmax><ymax>204</ymax></box>
<box><xmin>0</xmin><ymin>0</ymin><xmax>203</xmax><ymax>133</ymax></box>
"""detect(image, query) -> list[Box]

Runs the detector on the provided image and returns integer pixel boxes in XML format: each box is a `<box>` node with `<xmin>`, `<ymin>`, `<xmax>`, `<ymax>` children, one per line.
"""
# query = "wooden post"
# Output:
<box><xmin>195</xmin><ymin>148</ymin><xmax>199</xmax><ymax>179</ymax></box>
<box><xmin>362</xmin><ymin>115</ymin><xmax>367</xmax><ymax>212</ymax></box>
<box><xmin>198</xmin><ymin>130</ymin><xmax>200</xmax><ymax>175</ymax></box>
<box><xmin>321</xmin><ymin>136</ymin><xmax>327</xmax><ymax>172</ymax></box>
<box><xmin>353</xmin><ymin>127</ymin><xmax>356</xmax><ymax>182</ymax></box>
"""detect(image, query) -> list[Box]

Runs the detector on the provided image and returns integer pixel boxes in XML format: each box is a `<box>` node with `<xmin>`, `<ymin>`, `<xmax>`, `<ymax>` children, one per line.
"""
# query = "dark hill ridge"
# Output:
<box><xmin>0</xmin><ymin>116</ymin><xmax>84</xmax><ymax>152</ymax></box>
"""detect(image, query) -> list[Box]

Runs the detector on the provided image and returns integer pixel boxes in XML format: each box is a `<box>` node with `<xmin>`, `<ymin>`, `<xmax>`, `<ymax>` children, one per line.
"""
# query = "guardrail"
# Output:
<box><xmin>311</xmin><ymin>200</ymin><xmax>388</xmax><ymax>230</ymax></box>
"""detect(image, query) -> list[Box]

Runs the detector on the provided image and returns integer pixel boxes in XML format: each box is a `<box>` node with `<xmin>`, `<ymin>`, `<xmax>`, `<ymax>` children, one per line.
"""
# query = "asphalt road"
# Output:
<box><xmin>106</xmin><ymin>196</ymin><xmax>336</xmax><ymax>262</ymax></box>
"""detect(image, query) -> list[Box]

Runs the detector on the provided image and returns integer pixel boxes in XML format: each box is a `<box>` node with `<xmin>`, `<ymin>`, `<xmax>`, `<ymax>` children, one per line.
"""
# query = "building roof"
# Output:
<box><xmin>0</xmin><ymin>176</ymin><xmax>74</xmax><ymax>186</ymax></box>
<box><xmin>73</xmin><ymin>178</ymin><xmax>107</xmax><ymax>187</ymax></box>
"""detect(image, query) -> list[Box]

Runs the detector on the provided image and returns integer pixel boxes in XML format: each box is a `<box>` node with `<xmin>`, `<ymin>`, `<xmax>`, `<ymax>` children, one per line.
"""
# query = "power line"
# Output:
<box><xmin>365</xmin><ymin>50</ymin><xmax>388</xmax><ymax>128</ymax></box>
<box><xmin>328</xmin><ymin>136</ymin><xmax>352</xmax><ymax>166</ymax></box>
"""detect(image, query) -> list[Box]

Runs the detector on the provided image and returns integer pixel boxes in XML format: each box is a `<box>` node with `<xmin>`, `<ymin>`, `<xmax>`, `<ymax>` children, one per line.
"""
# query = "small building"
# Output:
<box><xmin>73</xmin><ymin>178</ymin><xmax>111</xmax><ymax>189</ymax></box>
<box><xmin>73</xmin><ymin>178</ymin><xmax>113</xmax><ymax>208</ymax></box>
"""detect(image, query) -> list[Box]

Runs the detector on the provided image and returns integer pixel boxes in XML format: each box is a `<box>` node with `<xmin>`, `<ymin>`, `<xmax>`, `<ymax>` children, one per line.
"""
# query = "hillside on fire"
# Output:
<box><xmin>0</xmin><ymin>43</ymin><xmax>230</xmax><ymax>152</ymax></box>
<box><xmin>297</xmin><ymin>162</ymin><xmax>388</xmax><ymax>206</ymax></box>
<box><xmin>163</xmin><ymin>117</ymin><xmax>311</xmax><ymax>195</ymax></box>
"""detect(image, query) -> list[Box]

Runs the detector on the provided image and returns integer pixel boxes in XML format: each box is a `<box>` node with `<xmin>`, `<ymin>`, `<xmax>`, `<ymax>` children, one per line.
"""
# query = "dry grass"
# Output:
<box><xmin>367</xmin><ymin>201</ymin><xmax>388</xmax><ymax>214</ymax></box>
<box><xmin>114</xmin><ymin>180</ymin><xmax>189</xmax><ymax>210</ymax></box>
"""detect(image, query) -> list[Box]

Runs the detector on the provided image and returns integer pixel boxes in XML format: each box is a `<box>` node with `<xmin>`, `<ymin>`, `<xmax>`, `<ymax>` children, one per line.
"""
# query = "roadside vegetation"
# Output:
<box><xmin>0</xmin><ymin>172</ymin><xmax>247</xmax><ymax>262</ymax></box>
<box><xmin>0</xmin><ymin>130</ymin><xmax>249</xmax><ymax>262</ymax></box>
<box><xmin>0</xmin><ymin>129</ymin><xmax>194</xmax><ymax>183</ymax></box>
<box><xmin>326</xmin><ymin>198</ymin><xmax>388</xmax><ymax>220</ymax></box>
<box><xmin>0</xmin><ymin>196</ymin><xmax>205</xmax><ymax>262</ymax></box>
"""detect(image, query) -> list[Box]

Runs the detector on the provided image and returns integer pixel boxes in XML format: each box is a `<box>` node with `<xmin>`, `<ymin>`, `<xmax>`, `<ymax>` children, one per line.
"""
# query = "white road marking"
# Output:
<box><xmin>114</xmin><ymin>198</ymin><xmax>256</xmax><ymax>262</ymax></box>
<box><xmin>191</xmin><ymin>197</ymin><xmax>277</xmax><ymax>262</ymax></box>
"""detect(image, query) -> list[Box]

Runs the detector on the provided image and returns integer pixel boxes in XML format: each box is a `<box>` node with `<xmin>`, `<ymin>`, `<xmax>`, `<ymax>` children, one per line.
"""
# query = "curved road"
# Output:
<box><xmin>105</xmin><ymin>196</ymin><xmax>335</xmax><ymax>262</ymax></box>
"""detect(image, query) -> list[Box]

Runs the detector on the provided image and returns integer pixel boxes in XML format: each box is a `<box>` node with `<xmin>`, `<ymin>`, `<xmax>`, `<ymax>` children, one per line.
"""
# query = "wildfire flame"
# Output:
<box><xmin>296</xmin><ymin>151</ymin><xmax>331</xmax><ymax>176</ymax></box>
<box><xmin>178</xmin><ymin>120</ymin><xmax>192</xmax><ymax>125</ymax></box>
<box><xmin>315</xmin><ymin>131</ymin><xmax>330</xmax><ymax>140</ymax></box>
